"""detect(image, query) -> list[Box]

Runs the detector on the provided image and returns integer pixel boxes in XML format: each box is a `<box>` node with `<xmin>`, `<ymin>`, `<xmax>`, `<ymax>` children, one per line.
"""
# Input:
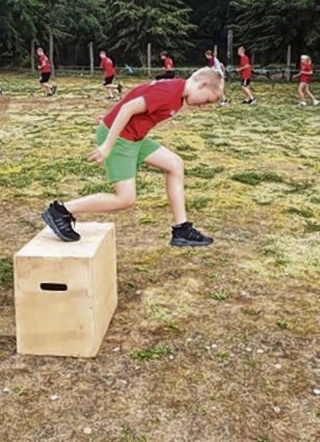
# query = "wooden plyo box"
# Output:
<box><xmin>14</xmin><ymin>222</ymin><xmax>117</xmax><ymax>357</ymax></box>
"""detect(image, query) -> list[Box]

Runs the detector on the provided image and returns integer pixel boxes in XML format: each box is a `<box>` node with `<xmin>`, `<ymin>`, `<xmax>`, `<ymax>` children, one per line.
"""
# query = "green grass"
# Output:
<box><xmin>0</xmin><ymin>75</ymin><xmax>320</xmax><ymax>442</ymax></box>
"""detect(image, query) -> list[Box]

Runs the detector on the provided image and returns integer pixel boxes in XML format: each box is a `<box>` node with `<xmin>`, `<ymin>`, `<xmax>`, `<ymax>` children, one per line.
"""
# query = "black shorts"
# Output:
<box><xmin>39</xmin><ymin>72</ymin><xmax>51</xmax><ymax>84</ymax></box>
<box><xmin>103</xmin><ymin>76</ymin><xmax>114</xmax><ymax>86</ymax></box>
<box><xmin>155</xmin><ymin>71</ymin><xmax>176</xmax><ymax>80</ymax></box>
<box><xmin>241</xmin><ymin>78</ymin><xmax>251</xmax><ymax>87</ymax></box>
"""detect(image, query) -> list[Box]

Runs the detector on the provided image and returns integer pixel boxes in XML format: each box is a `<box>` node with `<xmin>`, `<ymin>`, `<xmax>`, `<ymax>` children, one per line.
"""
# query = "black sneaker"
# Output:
<box><xmin>117</xmin><ymin>84</ymin><xmax>123</xmax><ymax>94</ymax></box>
<box><xmin>170</xmin><ymin>222</ymin><xmax>214</xmax><ymax>247</ymax></box>
<box><xmin>242</xmin><ymin>100</ymin><xmax>250</xmax><ymax>104</ymax></box>
<box><xmin>248</xmin><ymin>98</ymin><xmax>256</xmax><ymax>105</ymax></box>
<box><xmin>51</xmin><ymin>85</ymin><xmax>57</xmax><ymax>95</ymax></box>
<box><xmin>41</xmin><ymin>201</ymin><xmax>81</xmax><ymax>242</ymax></box>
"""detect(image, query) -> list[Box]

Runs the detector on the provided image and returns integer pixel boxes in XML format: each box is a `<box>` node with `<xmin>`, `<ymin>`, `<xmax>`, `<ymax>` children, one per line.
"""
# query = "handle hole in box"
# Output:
<box><xmin>40</xmin><ymin>282</ymin><xmax>68</xmax><ymax>292</ymax></box>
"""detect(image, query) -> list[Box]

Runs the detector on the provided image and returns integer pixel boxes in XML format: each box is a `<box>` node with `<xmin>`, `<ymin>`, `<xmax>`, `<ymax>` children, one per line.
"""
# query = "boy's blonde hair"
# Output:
<box><xmin>191</xmin><ymin>67</ymin><xmax>224</xmax><ymax>93</ymax></box>
<box><xmin>301</xmin><ymin>55</ymin><xmax>311</xmax><ymax>64</ymax></box>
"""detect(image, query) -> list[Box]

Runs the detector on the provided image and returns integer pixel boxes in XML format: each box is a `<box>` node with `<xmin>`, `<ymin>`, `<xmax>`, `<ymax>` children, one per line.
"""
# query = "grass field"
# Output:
<box><xmin>0</xmin><ymin>74</ymin><xmax>320</xmax><ymax>442</ymax></box>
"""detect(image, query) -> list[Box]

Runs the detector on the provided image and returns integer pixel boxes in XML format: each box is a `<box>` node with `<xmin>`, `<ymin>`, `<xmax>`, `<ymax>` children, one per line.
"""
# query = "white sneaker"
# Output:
<box><xmin>313</xmin><ymin>100</ymin><xmax>319</xmax><ymax>106</ymax></box>
<box><xmin>298</xmin><ymin>101</ymin><xmax>307</xmax><ymax>106</ymax></box>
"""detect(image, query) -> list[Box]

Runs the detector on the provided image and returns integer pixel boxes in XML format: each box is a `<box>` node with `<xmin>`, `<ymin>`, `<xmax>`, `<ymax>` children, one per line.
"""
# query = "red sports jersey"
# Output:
<box><xmin>101</xmin><ymin>57</ymin><xmax>116</xmax><ymax>77</ymax></box>
<box><xmin>300</xmin><ymin>62</ymin><xmax>312</xmax><ymax>83</ymax></box>
<box><xmin>164</xmin><ymin>57</ymin><xmax>174</xmax><ymax>70</ymax></box>
<box><xmin>103</xmin><ymin>79</ymin><xmax>186</xmax><ymax>142</ymax></box>
<box><xmin>39</xmin><ymin>54</ymin><xmax>51</xmax><ymax>73</ymax></box>
<box><xmin>239</xmin><ymin>54</ymin><xmax>251</xmax><ymax>79</ymax></box>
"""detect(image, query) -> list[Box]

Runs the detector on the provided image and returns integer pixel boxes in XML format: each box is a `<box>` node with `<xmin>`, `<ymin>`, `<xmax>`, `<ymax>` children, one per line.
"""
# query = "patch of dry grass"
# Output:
<box><xmin>0</xmin><ymin>75</ymin><xmax>320</xmax><ymax>441</ymax></box>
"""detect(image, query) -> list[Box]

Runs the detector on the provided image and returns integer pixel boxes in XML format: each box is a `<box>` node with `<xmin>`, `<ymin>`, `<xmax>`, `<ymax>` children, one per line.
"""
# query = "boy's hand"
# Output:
<box><xmin>87</xmin><ymin>145</ymin><xmax>109</xmax><ymax>163</ymax></box>
<box><xmin>37</xmin><ymin>65</ymin><xmax>41</xmax><ymax>70</ymax></box>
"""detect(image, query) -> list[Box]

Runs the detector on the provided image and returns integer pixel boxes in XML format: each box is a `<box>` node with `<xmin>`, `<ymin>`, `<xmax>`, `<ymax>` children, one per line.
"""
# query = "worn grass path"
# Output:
<box><xmin>0</xmin><ymin>74</ymin><xmax>320</xmax><ymax>442</ymax></box>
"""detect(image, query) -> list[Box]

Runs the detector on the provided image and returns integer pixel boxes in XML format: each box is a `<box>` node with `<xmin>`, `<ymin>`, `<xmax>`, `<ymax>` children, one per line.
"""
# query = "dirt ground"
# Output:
<box><xmin>0</xmin><ymin>74</ymin><xmax>320</xmax><ymax>442</ymax></box>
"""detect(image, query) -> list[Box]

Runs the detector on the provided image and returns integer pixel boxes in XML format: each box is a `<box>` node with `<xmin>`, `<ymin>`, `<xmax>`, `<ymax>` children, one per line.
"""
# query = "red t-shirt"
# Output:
<box><xmin>208</xmin><ymin>57</ymin><xmax>214</xmax><ymax>68</ymax></box>
<box><xmin>300</xmin><ymin>62</ymin><xmax>312</xmax><ymax>83</ymax></box>
<box><xmin>39</xmin><ymin>54</ymin><xmax>51</xmax><ymax>73</ymax></box>
<box><xmin>164</xmin><ymin>57</ymin><xmax>174</xmax><ymax>70</ymax></box>
<box><xmin>101</xmin><ymin>57</ymin><xmax>116</xmax><ymax>77</ymax></box>
<box><xmin>239</xmin><ymin>54</ymin><xmax>251</xmax><ymax>79</ymax></box>
<box><xmin>103</xmin><ymin>79</ymin><xmax>186</xmax><ymax>142</ymax></box>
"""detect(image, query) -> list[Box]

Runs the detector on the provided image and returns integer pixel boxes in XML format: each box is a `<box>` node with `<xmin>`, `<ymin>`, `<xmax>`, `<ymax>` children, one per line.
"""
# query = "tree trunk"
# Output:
<box><xmin>49</xmin><ymin>27</ymin><xmax>54</xmax><ymax>76</ymax></box>
<box><xmin>286</xmin><ymin>45</ymin><xmax>291</xmax><ymax>82</ymax></box>
<box><xmin>31</xmin><ymin>39</ymin><xmax>35</xmax><ymax>74</ymax></box>
<box><xmin>89</xmin><ymin>42</ymin><xmax>94</xmax><ymax>76</ymax></box>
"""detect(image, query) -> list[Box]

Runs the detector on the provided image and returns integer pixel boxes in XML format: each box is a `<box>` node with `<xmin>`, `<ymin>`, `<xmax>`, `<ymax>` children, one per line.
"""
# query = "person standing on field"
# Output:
<box><xmin>205</xmin><ymin>50</ymin><xmax>228</xmax><ymax>105</ymax></box>
<box><xmin>236</xmin><ymin>46</ymin><xmax>256</xmax><ymax>105</ymax></box>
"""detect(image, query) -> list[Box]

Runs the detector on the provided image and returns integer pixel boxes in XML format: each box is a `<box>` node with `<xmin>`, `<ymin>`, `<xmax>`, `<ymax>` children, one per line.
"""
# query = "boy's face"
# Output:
<box><xmin>185</xmin><ymin>81</ymin><xmax>221</xmax><ymax>106</ymax></box>
<box><xmin>238</xmin><ymin>48</ymin><xmax>244</xmax><ymax>56</ymax></box>
<box><xmin>160</xmin><ymin>55</ymin><xmax>166</xmax><ymax>60</ymax></box>
<box><xmin>205</xmin><ymin>54</ymin><xmax>212</xmax><ymax>60</ymax></box>
<box><xmin>100</xmin><ymin>53</ymin><xmax>106</xmax><ymax>58</ymax></box>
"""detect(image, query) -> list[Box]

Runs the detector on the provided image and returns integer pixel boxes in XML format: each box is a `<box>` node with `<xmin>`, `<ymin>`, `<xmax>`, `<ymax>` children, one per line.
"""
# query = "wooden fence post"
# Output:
<box><xmin>286</xmin><ymin>45</ymin><xmax>291</xmax><ymax>81</ymax></box>
<box><xmin>89</xmin><ymin>42</ymin><xmax>94</xmax><ymax>76</ymax></box>
<box><xmin>147</xmin><ymin>43</ymin><xmax>151</xmax><ymax>77</ymax></box>
<box><xmin>227</xmin><ymin>29</ymin><xmax>233</xmax><ymax>66</ymax></box>
<box><xmin>31</xmin><ymin>39</ymin><xmax>35</xmax><ymax>74</ymax></box>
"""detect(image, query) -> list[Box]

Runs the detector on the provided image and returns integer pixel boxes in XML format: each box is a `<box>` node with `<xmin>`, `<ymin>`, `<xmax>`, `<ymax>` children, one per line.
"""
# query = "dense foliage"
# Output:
<box><xmin>1</xmin><ymin>0</ymin><xmax>320</xmax><ymax>67</ymax></box>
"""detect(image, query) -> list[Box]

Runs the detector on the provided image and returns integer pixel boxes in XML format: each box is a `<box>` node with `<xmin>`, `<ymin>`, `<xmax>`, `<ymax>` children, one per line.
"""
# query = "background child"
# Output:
<box><xmin>41</xmin><ymin>68</ymin><xmax>224</xmax><ymax>247</ymax></box>
<box><xmin>155</xmin><ymin>52</ymin><xmax>176</xmax><ymax>80</ymax></box>
<box><xmin>37</xmin><ymin>48</ymin><xmax>57</xmax><ymax>96</ymax></box>
<box><xmin>293</xmin><ymin>55</ymin><xmax>319</xmax><ymax>106</ymax></box>
<box><xmin>236</xmin><ymin>46</ymin><xmax>255</xmax><ymax>105</ymax></box>
<box><xmin>100</xmin><ymin>51</ymin><xmax>122</xmax><ymax>100</ymax></box>
<box><xmin>205</xmin><ymin>50</ymin><xmax>228</xmax><ymax>105</ymax></box>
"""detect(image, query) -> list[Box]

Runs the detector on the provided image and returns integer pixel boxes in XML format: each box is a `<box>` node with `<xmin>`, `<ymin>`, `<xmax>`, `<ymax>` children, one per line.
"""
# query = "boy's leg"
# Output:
<box><xmin>41</xmin><ymin>180</ymin><xmax>136</xmax><ymax>242</ymax></box>
<box><xmin>298</xmin><ymin>83</ymin><xmax>306</xmax><ymax>102</ymax></box>
<box><xmin>41</xmin><ymin>124</ymin><xmax>139</xmax><ymax>241</ymax></box>
<box><xmin>241</xmin><ymin>85</ymin><xmax>253</xmax><ymax>101</ymax></box>
<box><xmin>144</xmin><ymin>146</ymin><xmax>213</xmax><ymax>246</ymax></box>
<box><xmin>305</xmin><ymin>85</ymin><xmax>317</xmax><ymax>103</ymax></box>
<box><xmin>65</xmin><ymin>179</ymin><xmax>136</xmax><ymax>214</ymax></box>
<box><xmin>145</xmin><ymin>147</ymin><xmax>186</xmax><ymax>224</ymax></box>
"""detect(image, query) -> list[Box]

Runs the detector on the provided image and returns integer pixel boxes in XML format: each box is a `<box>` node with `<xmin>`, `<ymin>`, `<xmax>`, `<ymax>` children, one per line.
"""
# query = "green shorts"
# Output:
<box><xmin>96</xmin><ymin>123</ymin><xmax>161</xmax><ymax>182</ymax></box>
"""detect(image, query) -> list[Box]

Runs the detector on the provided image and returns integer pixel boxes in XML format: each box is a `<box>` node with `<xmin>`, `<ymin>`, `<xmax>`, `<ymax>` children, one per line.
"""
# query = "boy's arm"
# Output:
<box><xmin>88</xmin><ymin>97</ymin><xmax>147</xmax><ymax>163</ymax></box>
<box><xmin>236</xmin><ymin>64</ymin><xmax>250</xmax><ymax>72</ymax></box>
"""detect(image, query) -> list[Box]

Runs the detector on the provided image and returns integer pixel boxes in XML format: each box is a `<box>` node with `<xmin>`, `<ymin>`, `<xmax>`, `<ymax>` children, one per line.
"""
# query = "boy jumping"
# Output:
<box><xmin>37</xmin><ymin>48</ymin><xmax>57</xmax><ymax>97</ymax></box>
<box><xmin>41</xmin><ymin>68</ymin><xmax>224</xmax><ymax>247</ymax></box>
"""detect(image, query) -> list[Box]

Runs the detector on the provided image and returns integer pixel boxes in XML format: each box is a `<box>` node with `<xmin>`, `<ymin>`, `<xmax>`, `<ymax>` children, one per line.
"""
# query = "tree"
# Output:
<box><xmin>107</xmin><ymin>0</ymin><xmax>196</xmax><ymax>66</ymax></box>
<box><xmin>230</xmin><ymin>0</ymin><xmax>320</xmax><ymax>64</ymax></box>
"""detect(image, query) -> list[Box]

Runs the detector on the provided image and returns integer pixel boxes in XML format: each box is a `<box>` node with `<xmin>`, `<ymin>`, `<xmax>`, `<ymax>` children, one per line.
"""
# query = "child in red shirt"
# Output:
<box><xmin>293</xmin><ymin>55</ymin><xmax>319</xmax><ymax>106</ymax></box>
<box><xmin>236</xmin><ymin>46</ymin><xmax>255</xmax><ymax>105</ymax></box>
<box><xmin>100</xmin><ymin>51</ymin><xmax>123</xmax><ymax>100</ymax></box>
<box><xmin>41</xmin><ymin>68</ymin><xmax>224</xmax><ymax>247</ymax></box>
<box><xmin>205</xmin><ymin>50</ymin><xmax>228</xmax><ymax>105</ymax></box>
<box><xmin>37</xmin><ymin>48</ymin><xmax>57</xmax><ymax>96</ymax></box>
<box><xmin>155</xmin><ymin>52</ymin><xmax>176</xmax><ymax>80</ymax></box>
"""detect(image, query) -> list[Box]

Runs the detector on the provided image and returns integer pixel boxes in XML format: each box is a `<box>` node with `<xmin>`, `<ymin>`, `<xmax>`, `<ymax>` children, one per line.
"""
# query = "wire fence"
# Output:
<box><xmin>2</xmin><ymin>65</ymin><xmax>320</xmax><ymax>81</ymax></box>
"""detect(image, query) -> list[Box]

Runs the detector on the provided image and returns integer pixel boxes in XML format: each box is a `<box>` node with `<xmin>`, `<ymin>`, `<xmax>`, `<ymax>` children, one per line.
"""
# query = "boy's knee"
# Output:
<box><xmin>172</xmin><ymin>155</ymin><xmax>184</xmax><ymax>173</ymax></box>
<box><xmin>117</xmin><ymin>192</ymin><xmax>136</xmax><ymax>209</ymax></box>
